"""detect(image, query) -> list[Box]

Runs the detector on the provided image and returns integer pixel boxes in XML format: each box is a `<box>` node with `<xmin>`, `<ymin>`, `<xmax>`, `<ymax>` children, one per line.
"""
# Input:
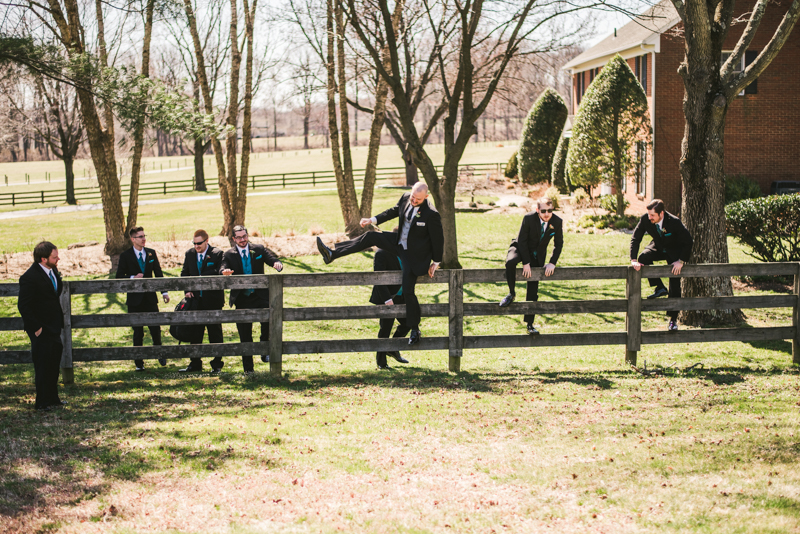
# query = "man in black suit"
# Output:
<box><xmin>221</xmin><ymin>225</ymin><xmax>283</xmax><ymax>373</ymax></box>
<box><xmin>179</xmin><ymin>229</ymin><xmax>225</xmax><ymax>372</ymax></box>
<box><xmin>499</xmin><ymin>197</ymin><xmax>564</xmax><ymax>335</ymax></box>
<box><xmin>17</xmin><ymin>241</ymin><xmax>66</xmax><ymax>410</ymax></box>
<box><xmin>631</xmin><ymin>199</ymin><xmax>693</xmax><ymax>331</ymax></box>
<box><xmin>370</xmin><ymin>246</ymin><xmax>410</xmax><ymax>369</ymax></box>
<box><xmin>316</xmin><ymin>182</ymin><xmax>444</xmax><ymax>344</ymax></box>
<box><xmin>116</xmin><ymin>226</ymin><xmax>170</xmax><ymax>371</ymax></box>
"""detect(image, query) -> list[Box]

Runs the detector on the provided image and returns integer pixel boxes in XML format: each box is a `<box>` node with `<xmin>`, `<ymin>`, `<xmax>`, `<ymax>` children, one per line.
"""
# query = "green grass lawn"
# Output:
<box><xmin>1</xmin><ymin>198</ymin><xmax>798</xmax><ymax>533</ymax></box>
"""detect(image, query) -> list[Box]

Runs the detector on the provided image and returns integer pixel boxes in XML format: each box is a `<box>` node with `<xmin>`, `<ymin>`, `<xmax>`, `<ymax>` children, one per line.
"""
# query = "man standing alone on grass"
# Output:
<box><xmin>316</xmin><ymin>182</ymin><xmax>444</xmax><ymax>345</ymax></box>
<box><xmin>221</xmin><ymin>225</ymin><xmax>283</xmax><ymax>374</ymax></box>
<box><xmin>630</xmin><ymin>199</ymin><xmax>693</xmax><ymax>331</ymax></box>
<box><xmin>17</xmin><ymin>241</ymin><xmax>66</xmax><ymax>410</ymax></box>
<box><xmin>180</xmin><ymin>229</ymin><xmax>225</xmax><ymax>372</ymax></box>
<box><xmin>116</xmin><ymin>226</ymin><xmax>170</xmax><ymax>371</ymax></box>
<box><xmin>370</xmin><ymin>245</ymin><xmax>410</xmax><ymax>369</ymax></box>
<box><xmin>499</xmin><ymin>198</ymin><xmax>563</xmax><ymax>335</ymax></box>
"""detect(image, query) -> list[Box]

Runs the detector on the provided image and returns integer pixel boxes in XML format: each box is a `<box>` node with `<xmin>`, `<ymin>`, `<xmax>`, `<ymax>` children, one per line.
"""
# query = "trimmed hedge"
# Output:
<box><xmin>517</xmin><ymin>88</ymin><xmax>568</xmax><ymax>184</ymax></box>
<box><xmin>551</xmin><ymin>134</ymin><xmax>570</xmax><ymax>194</ymax></box>
<box><xmin>726</xmin><ymin>194</ymin><xmax>800</xmax><ymax>262</ymax></box>
<box><xmin>504</xmin><ymin>150</ymin><xmax>518</xmax><ymax>179</ymax></box>
<box><xmin>725</xmin><ymin>174</ymin><xmax>762</xmax><ymax>205</ymax></box>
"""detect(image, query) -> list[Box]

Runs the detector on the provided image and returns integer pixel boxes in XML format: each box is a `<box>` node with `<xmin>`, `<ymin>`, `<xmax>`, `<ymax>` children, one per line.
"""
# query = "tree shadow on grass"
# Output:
<box><xmin>745</xmin><ymin>339</ymin><xmax>792</xmax><ymax>354</ymax></box>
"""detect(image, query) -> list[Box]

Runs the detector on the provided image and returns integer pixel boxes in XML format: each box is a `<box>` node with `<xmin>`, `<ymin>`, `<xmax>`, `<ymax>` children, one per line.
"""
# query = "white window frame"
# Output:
<box><xmin>721</xmin><ymin>52</ymin><xmax>745</xmax><ymax>96</ymax></box>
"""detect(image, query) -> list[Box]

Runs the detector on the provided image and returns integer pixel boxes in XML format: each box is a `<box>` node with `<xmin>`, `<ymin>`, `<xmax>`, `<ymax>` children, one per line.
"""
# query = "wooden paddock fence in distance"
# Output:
<box><xmin>0</xmin><ymin>263</ymin><xmax>798</xmax><ymax>383</ymax></box>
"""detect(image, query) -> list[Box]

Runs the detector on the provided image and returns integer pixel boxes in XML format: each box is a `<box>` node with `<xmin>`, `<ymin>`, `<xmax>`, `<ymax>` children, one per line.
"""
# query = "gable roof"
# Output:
<box><xmin>564</xmin><ymin>0</ymin><xmax>680</xmax><ymax>71</ymax></box>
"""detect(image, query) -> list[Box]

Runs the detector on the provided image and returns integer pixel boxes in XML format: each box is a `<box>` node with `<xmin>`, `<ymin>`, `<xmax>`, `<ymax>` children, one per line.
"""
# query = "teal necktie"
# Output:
<box><xmin>49</xmin><ymin>271</ymin><xmax>57</xmax><ymax>292</ymax></box>
<box><xmin>242</xmin><ymin>250</ymin><xmax>253</xmax><ymax>296</ymax></box>
<box><xmin>196</xmin><ymin>255</ymin><xmax>203</xmax><ymax>297</ymax></box>
<box><xmin>137</xmin><ymin>251</ymin><xmax>145</xmax><ymax>273</ymax></box>
<box><xmin>541</xmin><ymin>222</ymin><xmax>546</xmax><ymax>239</ymax></box>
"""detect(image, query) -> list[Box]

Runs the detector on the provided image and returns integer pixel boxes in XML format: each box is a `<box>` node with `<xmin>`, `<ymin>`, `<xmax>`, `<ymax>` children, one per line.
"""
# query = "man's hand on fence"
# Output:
<box><xmin>35</xmin><ymin>327</ymin><xmax>42</xmax><ymax>337</ymax></box>
<box><xmin>544</xmin><ymin>263</ymin><xmax>556</xmax><ymax>277</ymax></box>
<box><xmin>221</xmin><ymin>269</ymin><xmax>234</xmax><ymax>276</ymax></box>
<box><xmin>384</xmin><ymin>299</ymin><xmax>394</xmax><ymax>306</ymax></box>
<box><xmin>631</xmin><ymin>260</ymin><xmax>642</xmax><ymax>271</ymax></box>
<box><xmin>273</xmin><ymin>261</ymin><xmax>283</xmax><ymax>272</ymax></box>
<box><xmin>134</xmin><ymin>273</ymin><xmax>144</xmax><ymax>279</ymax></box>
<box><xmin>671</xmin><ymin>260</ymin><xmax>684</xmax><ymax>275</ymax></box>
<box><xmin>428</xmin><ymin>263</ymin><xmax>439</xmax><ymax>278</ymax></box>
<box><xmin>185</xmin><ymin>292</ymin><xmax>194</xmax><ymax>298</ymax></box>
<box><xmin>522</xmin><ymin>264</ymin><xmax>532</xmax><ymax>278</ymax></box>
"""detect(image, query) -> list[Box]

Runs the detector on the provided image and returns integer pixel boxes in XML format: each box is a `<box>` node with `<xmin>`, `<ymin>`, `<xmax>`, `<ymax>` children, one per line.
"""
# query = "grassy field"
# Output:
<box><xmin>1</xmin><ymin>196</ymin><xmax>798</xmax><ymax>533</ymax></box>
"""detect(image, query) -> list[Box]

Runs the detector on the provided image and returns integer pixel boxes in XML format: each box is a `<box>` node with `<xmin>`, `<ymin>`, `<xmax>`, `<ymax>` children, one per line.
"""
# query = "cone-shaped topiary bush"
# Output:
<box><xmin>517</xmin><ymin>88</ymin><xmax>568</xmax><ymax>185</ymax></box>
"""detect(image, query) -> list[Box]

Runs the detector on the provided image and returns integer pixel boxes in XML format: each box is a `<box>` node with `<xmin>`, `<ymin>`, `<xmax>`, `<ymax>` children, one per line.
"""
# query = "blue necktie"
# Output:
<box><xmin>137</xmin><ymin>251</ymin><xmax>145</xmax><ymax>273</ymax></box>
<box><xmin>396</xmin><ymin>257</ymin><xmax>403</xmax><ymax>296</ymax></box>
<box><xmin>49</xmin><ymin>271</ymin><xmax>57</xmax><ymax>292</ymax></box>
<box><xmin>242</xmin><ymin>250</ymin><xmax>253</xmax><ymax>296</ymax></box>
<box><xmin>541</xmin><ymin>222</ymin><xmax>546</xmax><ymax>239</ymax></box>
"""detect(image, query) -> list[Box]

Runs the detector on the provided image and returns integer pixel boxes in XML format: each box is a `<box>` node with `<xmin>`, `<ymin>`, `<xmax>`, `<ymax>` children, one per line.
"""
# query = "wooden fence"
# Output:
<box><xmin>0</xmin><ymin>262</ymin><xmax>797</xmax><ymax>383</ymax></box>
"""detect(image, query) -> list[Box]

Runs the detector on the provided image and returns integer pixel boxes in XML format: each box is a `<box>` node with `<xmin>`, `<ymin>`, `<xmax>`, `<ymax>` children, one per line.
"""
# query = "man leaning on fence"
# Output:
<box><xmin>221</xmin><ymin>225</ymin><xmax>283</xmax><ymax>374</ymax></box>
<box><xmin>370</xmin><ymin>245</ymin><xmax>410</xmax><ymax>369</ymax></box>
<box><xmin>630</xmin><ymin>199</ymin><xmax>693</xmax><ymax>331</ymax></box>
<box><xmin>17</xmin><ymin>241</ymin><xmax>66</xmax><ymax>410</ymax></box>
<box><xmin>499</xmin><ymin>197</ymin><xmax>563</xmax><ymax>335</ymax></box>
<box><xmin>179</xmin><ymin>229</ymin><xmax>225</xmax><ymax>372</ymax></box>
<box><xmin>116</xmin><ymin>226</ymin><xmax>170</xmax><ymax>371</ymax></box>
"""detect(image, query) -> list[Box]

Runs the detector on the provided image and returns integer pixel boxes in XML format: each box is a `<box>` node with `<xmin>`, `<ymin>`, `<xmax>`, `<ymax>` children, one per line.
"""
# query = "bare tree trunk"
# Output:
<box><xmin>360</xmin><ymin>71</ymin><xmax>389</xmax><ymax>220</ymax></box>
<box><xmin>127</xmin><ymin>0</ymin><xmax>156</xmax><ymax>234</ymax></box>
<box><xmin>194</xmin><ymin>138</ymin><xmax>207</xmax><ymax>191</ymax></box>
<box><xmin>64</xmin><ymin>155</ymin><xmax>76</xmax><ymax>205</ymax></box>
<box><xmin>234</xmin><ymin>0</ymin><xmax>257</xmax><ymax>230</ymax></box>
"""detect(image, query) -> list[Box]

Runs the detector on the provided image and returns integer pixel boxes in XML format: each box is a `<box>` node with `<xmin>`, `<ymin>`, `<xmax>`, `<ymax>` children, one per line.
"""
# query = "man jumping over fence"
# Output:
<box><xmin>370</xmin><ymin>244</ymin><xmax>410</xmax><ymax>369</ymax></box>
<box><xmin>316</xmin><ymin>182</ymin><xmax>444</xmax><ymax>345</ymax></box>
<box><xmin>630</xmin><ymin>199</ymin><xmax>693</xmax><ymax>331</ymax></box>
<box><xmin>499</xmin><ymin>197</ymin><xmax>563</xmax><ymax>335</ymax></box>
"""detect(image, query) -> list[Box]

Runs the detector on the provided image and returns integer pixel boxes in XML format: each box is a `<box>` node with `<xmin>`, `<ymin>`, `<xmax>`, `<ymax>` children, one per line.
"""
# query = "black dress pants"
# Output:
<box><xmin>189</xmin><ymin>296</ymin><xmax>223</xmax><ymax>369</ymax></box>
<box><xmin>332</xmin><ymin>231</ymin><xmax>423</xmax><ymax>329</ymax></box>
<box><xmin>128</xmin><ymin>300</ymin><xmax>162</xmax><ymax>368</ymax></box>
<box><xmin>637</xmin><ymin>246</ymin><xmax>681</xmax><ymax>320</ymax></box>
<box><xmin>233</xmin><ymin>293</ymin><xmax>269</xmax><ymax>372</ymax></box>
<box><xmin>505</xmin><ymin>246</ymin><xmax>540</xmax><ymax>324</ymax></box>
<box><xmin>28</xmin><ymin>330</ymin><xmax>63</xmax><ymax>409</ymax></box>
<box><xmin>376</xmin><ymin>295</ymin><xmax>410</xmax><ymax>366</ymax></box>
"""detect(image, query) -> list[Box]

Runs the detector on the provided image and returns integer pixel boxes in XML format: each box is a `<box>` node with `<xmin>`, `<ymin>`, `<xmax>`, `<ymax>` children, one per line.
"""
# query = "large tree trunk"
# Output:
<box><xmin>234</xmin><ymin>0</ymin><xmax>257</xmax><ymax>231</ymax></box>
<box><xmin>360</xmin><ymin>72</ymin><xmax>389</xmax><ymax>220</ymax></box>
<box><xmin>64</xmin><ymin>155</ymin><xmax>76</xmax><ymax>205</ymax></box>
<box><xmin>194</xmin><ymin>138</ymin><xmax>207</xmax><ymax>191</ymax></box>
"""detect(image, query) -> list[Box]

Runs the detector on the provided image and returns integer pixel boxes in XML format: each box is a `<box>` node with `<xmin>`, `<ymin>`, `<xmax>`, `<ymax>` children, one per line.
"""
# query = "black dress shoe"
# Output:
<box><xmin>647</xmin><ymin>287</ymin><xmax>669</xmax><ymax>299</ymax></box>
<box><xmin>409</xmin><ymin>330</ymin><xmax>421</xmax><ymax>345</ymax></box>
<box><xmin>179</xmin><ymin>366</ymin><xmax>202</xmax><ymax>373</ymax></box>
<box><xmin>316</xmin><ymin>237</ymin><xmax>333</xmax><ymax>264</ymax></box>
<box><xmin>135</xmin><ymin>365</ymin><xmax>145</xmax><ymax>372</ymax></box>
<box><xmin>526</xmin><ymin>323</ymin><xmax>540</xmax><ymax>335</ymax></box>
<box><xmin>499</xmin><ymin>294</ymin><xmax>515</xmax><ymax>307</ymax></box>
<box><xmin>158</xmin><ymin>358</ymin><xmax>167</xmax><ymax>367</ymax></box>
<box><xmin>50</xmin><ymin>400</ymin><xmax>67</xmax><ymax>407</ymax></box>
<box><xmin>210</xmin><ymin>361</ymin><xmax>224</xmax><ymax>374</ymax></box>
<box><xmin>261</xmin><ymin>355</ymin><xmax>269</xmax><ymax>363</ymax></box>
<box><xmin>389</xmin><ymin>351</ymin><xmax>409</xmax><ymax>363</ymax></box>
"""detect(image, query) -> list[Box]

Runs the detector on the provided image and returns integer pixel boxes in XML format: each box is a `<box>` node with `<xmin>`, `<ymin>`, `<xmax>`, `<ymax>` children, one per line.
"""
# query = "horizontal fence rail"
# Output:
<box><xmin>0</xmin><ymin>163</ymin><xmax>506</xmax><ymax>207</ymax></box>
<box><xmin>0</xmin><ymin>263</ymin><xmax>797</xmax><ymax>380</ymax></box>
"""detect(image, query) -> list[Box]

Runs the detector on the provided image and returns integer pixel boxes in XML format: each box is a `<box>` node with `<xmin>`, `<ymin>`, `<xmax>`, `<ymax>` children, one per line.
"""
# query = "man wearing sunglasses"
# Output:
<box><xmin>179</xmin><ymin>229</ymin><xmax>225</xmax><ymax>372</ymax></box>
<box><xmin>115</xmin><ymin>226</ymin><xmax>170</xmax><ymax>371</ymax></box>
<box><xmin>499</xmin><ymin>198</ymin><xmax>563</xmax><ymax>335</ymax></box>
<box><xmin>221</xmin><ymin>225</ymin><xmax>283</xmax><ymax>373</ymax></box>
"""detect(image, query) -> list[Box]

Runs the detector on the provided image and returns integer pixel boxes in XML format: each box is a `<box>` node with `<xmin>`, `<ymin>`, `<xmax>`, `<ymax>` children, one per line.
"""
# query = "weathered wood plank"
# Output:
<box><xmin>72</xmin><ymin>342</ymin><xmax>270</xmax><ymax>361</ymax></box>
<box><xmin>69</xmin><ymin>275</ymin><xmax>271</xmax><ymax>294</ymax></box>
<box><xmin>641</xmin><ymin>263</ymin><xmax>798</xmax><ymax>278</ymax></box>
<box><xmin>0</xmin><ymin>284</ymin><xmax>20</xmax><ymax>297</ymax></box>
<box><xmin>641</xmin><ymin>326</ymin><xmax>795</xmax><ymax>345</ymax></box>
<box><xmin>463</xmin><ymin>332</ymin><xmax>627</xmax><ymax>349</ymax></box>
<box><xmin>449</xmin><ymin>269</ymin><xmax>464</xmax><ymax>371</ymax></box>
<box><xmin>641</xmin><ymin>295</ymin><xmax>796</xmax><ymax>312</ymax></box>
<box><xmin>793</xmin><ymin>266</ymin><xmax>799</xmax><ymax>364</ymax></box>
<box><xmin>463</xmin><ymin>300</ymin><xmax>627</xmax><ymax>316</ymax></box>
<box><xmin>626</xmin><ymin>267</ymin><xmax>642</xmax><ymax>361</ymax></box>
<box><xmin>283</xmin><ymin>337</ymin><xmax>449</xmax><ymax>354</ymax></box>
<box><xmin>269</xmin><ymin>275</ymin><xmax>283</xmax><ymax>375</ymax></box>
<box><xmin>283</xmin><ymin>304</ymin><xmax>449</xmax><ymax>321</ymax></box>
<box><xmin>72</xmin><ymin>308</ymin><xmax>270</xmax><ymax>328</ymax></box>
<box><xmin>0</xmin><ymin>317</ymin><xmax>24</xmax><ymax>331</ymax></box>
<box><xmin>60</xmin><ymin>281</ymin><xmax>74</xmax><ymax>384</ymax></box>
<box><xmin>282</xmin><ymin>270</ymin><xmax>447</xmax><ymax>287</ymax></box>
<box><xmin>463</xmin><ymin>267</ymin><xmax>629</xmax><ymax>283</ymax></box>
<box><xmin>0</xmin><ymin>350</ymin><xmax>32</xmax><ymax>364</ymax></box>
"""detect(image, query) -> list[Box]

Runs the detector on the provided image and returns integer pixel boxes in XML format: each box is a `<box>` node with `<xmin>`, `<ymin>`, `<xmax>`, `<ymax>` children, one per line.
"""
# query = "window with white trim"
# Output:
<box><xmin>636</xmin><ymin>141</ymin><xmax>647</xmax><ymax>196</ymax></box>
<box><xmin>721</xmin><ymin>51</ymin><xmax>758</xmax><ymax>95</ymax></box>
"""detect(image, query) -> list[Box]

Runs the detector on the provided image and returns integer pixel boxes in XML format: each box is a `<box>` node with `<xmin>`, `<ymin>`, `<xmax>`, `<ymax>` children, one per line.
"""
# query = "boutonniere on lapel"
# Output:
<box><xmin>415</xmin><ymin>211</ymin><xmax>422</xmax><ymax>219</ymax></box>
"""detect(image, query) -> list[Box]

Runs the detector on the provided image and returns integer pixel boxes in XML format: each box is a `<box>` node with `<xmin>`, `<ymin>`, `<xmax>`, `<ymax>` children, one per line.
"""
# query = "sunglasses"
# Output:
<box><xmin>193</xmin><ymin>239</ymin><xmax>207</xmax><ymax>246</ymax></box>
<box><xmin>539</xmin><ymin>208</ymin><xmax>554</xmax><ymax>214</ymax></box>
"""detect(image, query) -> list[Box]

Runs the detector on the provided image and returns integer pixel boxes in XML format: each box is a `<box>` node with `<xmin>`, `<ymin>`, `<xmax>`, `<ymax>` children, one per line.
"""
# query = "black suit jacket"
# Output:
<box><xmin>630</xmin><ymin>211</ymin><xmax>693</xmax><ymax>262</ymax></box>
<box><xmin>370</xmin><ymin>248</ymin><xmax>403</xmax><ymax>305</ymax></box>
<box><xmin>115</xmin><ymin>246</ymin><xmax>165</xmax><ymax>307</ymax></box>
<box><xmin>17</xmin><ymin>263</ymin><xmax>64</xmax><ymax>336</ymax></box>
<box><xmin>220</xmin><ymin>243</ymin><xmax>279</xmax><ymax>306</ymax></box>
<box><xmin>512</xmin><ymin>213</ymin><xmax>564</xmax><ymax>267</ymax></box>
<box><xmin>180</xmin><ymin>246</ymin><xmax>225</xmax><ymax>309</ymax></box>
<box><xmin>374</xmin><ymin>193</ymin><xmax>444</xmax><ymax>276</ymax></box>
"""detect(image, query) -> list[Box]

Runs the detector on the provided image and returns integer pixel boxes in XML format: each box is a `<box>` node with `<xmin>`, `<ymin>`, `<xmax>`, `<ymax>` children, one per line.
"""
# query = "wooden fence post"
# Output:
<box><xmin>59</xmin><ymin>281</ymin><xmax>74</xmax><ymax>384</ymax></box>
<box><xmin>793</xmin><ymin>263</ymin><xmax>799</xmax><ymax>365</ymax></box>
<box><xmin>269</xmin><ymin>275</ymin><xmax>283</xmax><ymax>376</ymax></box>
<box><xmin>625</xmin><ymin>266</ymin><xmax>642</xmax><ymax>366</ymax></box>
<box><xmin>448</xmin><ymin>269</ymin><xmax>464</xmax><ymax>372</ymax></box>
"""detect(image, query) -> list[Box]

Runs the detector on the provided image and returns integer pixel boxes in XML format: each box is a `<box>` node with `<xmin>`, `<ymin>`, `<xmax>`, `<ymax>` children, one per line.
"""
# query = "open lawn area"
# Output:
<box><xmin>1</xmin><ymin>193</ymin><xmax>799</xmax><ymax>533</ymax></box>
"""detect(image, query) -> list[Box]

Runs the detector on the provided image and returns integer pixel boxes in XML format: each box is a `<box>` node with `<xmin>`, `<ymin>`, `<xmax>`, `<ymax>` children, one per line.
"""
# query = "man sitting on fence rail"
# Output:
<box><xmin>499</xmin><ymin>197</ymin><xmax>563</xmax><ymax>335</ymax></box>
<box><xmin>179</xmin><ymin>229</ymin><xmax>225</xmax><ymax>372</ymax></box>
<box><xmin>630</xmin><ymin>199</ymin><xmax>694</xmax><ymax>331</ymax></box>
<box><xmin>221</xmin><ymin>225</ymin><xmax>283</xmax><ymax>374</ymax></box>
<box><xmin>17</xmin><ymin>241</ymin><xmax>66</xmax><ymax>410</ymax></box>
<box><xmin>316</xmin><ymin>182</ymin><xmax>444</xmax><ymax>345</ymax></box>
<box><xmin>116</xmin><ymin>226</ymin><xmax>170</xmax><ymax>371</ymax></box>
<box><xmin>370</xmin><ymin>244</ymin><xmax>410</xmax><ymax>369</ymax></box>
